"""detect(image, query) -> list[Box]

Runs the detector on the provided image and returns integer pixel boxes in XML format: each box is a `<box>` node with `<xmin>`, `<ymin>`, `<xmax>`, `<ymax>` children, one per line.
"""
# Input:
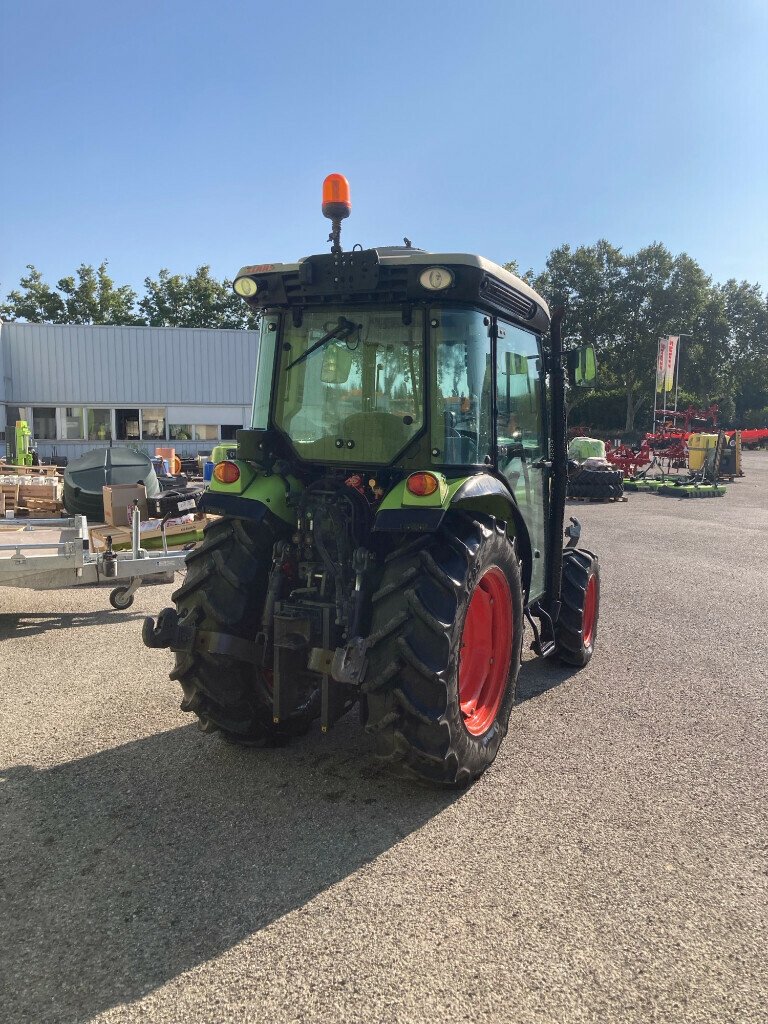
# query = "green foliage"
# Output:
<box><xmin>1</xmin><ymin>262</ymin><xmax>259</xmax><ymax>330</ymax></box>
<box><xmin>56</xmin><ymin>261</ymin><xmax>142</xmax><ymax>325</ymax></box>
<box><xmin>139</xmin><ymin>266</ymin><xmax>260</xmax><ymax>330</ymax></box>
<box><xmin>531</xmin><ymin>241</ymin><xmax>763</xmax><ymax>431</ymax></box>
<box><xmin>0</xmin><ymin>265</ymin><xmax>67</xmax><ymax>322</ymax></box>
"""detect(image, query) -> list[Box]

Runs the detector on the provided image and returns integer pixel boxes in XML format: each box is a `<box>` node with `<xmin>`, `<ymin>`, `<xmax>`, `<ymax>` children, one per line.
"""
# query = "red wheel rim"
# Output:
<box><xmin>583</xmin><ymin>574</ymin><xmax>597</xmax><ymax>648</ymax></box>
<box><xmin>458</xmin><ymin>566</ymin><xmax>513</xmax><ymax>737</ymax></box>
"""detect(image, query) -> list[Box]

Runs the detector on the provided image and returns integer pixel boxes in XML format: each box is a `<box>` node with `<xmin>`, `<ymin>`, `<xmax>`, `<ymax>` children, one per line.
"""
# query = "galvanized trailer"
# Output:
<box><xmin>0</xmin><ymin>507</ymin><xmax>189</xmax><ymax>609</ymax></box>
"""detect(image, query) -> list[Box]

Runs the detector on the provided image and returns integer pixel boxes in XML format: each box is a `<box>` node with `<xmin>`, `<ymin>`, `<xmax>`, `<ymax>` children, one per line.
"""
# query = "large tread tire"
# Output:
<box><xmin>170</xmin><ymin>516</ymin><xmax>317</xmax><ymax>743</ymax></box>
<box><xmin>362</xmin><ymin>513</ymin><xmax>524</xmax><ymax>787</ymax></box>
<box><xmin>568</xmin><ymin>476</ymin><xmax>624</xmax><ymax>500</ymax></box>
<box><xmin>571</xmin><ymin>466</ymin><xmax>623</xmax><ymax>486</ymax></box>
<box><xmin>556</xmin><ymin>548</ymin><xmax>600</xmax><ymax>667</ymax></box>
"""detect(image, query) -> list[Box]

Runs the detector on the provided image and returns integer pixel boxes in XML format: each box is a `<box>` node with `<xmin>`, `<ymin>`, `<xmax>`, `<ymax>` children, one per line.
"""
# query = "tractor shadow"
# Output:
<box><xmin>0</xmin><ymin>721</ymin><xmax>459</xmax><ymax>1024</ymax></box>
<box><xmin>516</xmin><ymin>653</ymin><xmax>581</xmax><ymax>704</ymax></box>
<box><xmin>0</xmin><ymin>609</ymin><xmax>143</xmax><ymax>639</ymax></box>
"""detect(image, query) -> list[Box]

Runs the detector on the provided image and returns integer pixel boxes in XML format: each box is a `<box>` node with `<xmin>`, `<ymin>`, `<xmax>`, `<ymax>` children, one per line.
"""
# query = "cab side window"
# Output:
<box><xmin>495</xmin><ymin>322</ymin><xmax>543</xmax><ymax>460</ymax></box>
<box><xmin>431</xmin><ymin>308</ymin><xmax>492</xmax><ymax>465</ymax></box>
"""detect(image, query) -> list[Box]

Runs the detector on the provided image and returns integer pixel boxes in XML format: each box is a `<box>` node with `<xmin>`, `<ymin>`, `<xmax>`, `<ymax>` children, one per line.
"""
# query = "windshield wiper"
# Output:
<box><xmin>284</xmin><ymin>316</ymin><xmax>358</xmax><ymax>372</ymax></box>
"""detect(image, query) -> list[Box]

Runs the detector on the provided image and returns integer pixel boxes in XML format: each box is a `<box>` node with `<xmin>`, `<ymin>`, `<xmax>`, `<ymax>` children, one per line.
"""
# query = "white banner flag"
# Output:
<box><xmin>656</xmin><ymin>337</ymin><xmax>668</xmax><ymax>393</ymax></box>
<box><xmin>664</xmin><ymin>336</ymin><xmax>679</xmax><ymax>392</ymax></box>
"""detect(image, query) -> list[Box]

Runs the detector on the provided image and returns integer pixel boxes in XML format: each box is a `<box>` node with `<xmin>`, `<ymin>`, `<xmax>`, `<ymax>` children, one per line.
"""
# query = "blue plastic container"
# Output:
<box><xmin>203</xmin><ymin>460</ymin><xmax>214</xmax><ymax>482</ymax></box>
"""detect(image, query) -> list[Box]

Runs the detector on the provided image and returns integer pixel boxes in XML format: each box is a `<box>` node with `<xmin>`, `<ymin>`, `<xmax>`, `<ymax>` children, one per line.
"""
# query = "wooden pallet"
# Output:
<box><xmin>0</xmin><ymin>464</ymin><xmax>61</xmax><ymax>477</ymax></box>
<box><xmin>89</xmin><ymin>515</ymin><xmax>211</xmax><ymax>552</ymax></box>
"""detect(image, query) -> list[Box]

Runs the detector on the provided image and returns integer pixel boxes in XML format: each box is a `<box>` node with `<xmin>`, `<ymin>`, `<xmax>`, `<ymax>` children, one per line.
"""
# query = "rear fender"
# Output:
<box><xmin>200</xmin><ymin>462</ymin><xmax>302</xmax><ymax>526</ymax></box>
<box><xmin>374</xmin><ymin>472</ymin><xmax>533</xmax><ymax>596</ymax></box>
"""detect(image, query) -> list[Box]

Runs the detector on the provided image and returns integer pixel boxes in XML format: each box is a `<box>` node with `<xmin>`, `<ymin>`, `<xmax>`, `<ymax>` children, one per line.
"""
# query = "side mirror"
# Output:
<box><xmin>567</xmin><ymin>344</ymin><xmax>597</xmax><ymax>388</ymax></box>
<box><xmin>320</xmin><ymin>343</ymin><xmax>354</xmax><ymax>384</ymax></box>
<box><xmin>504</xmin><ymin>351</ymin><xmax>528</xmax><ymax>376</ymax></box>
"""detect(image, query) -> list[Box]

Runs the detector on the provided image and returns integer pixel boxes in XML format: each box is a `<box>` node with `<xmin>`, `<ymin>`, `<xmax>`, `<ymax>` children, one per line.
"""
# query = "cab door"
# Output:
<box><xmin>495</xmin><ymin>320</ymin><xmax>548</xmax><ymax>601</ymax></box>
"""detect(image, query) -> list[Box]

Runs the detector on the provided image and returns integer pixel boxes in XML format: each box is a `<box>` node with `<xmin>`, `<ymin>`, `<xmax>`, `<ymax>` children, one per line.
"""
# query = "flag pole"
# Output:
<box><xmin>654</xmin><ymin>336</ymin><xmax>666</xmax><ymax>432</ymax></box>
<box><xmin>673</xmin><ymin>333</ymin><xmax>693</xmax><ymax>416</ymax></box>
<box><xmin>674</xmin><ymin>335</ymin><xmax>682</xmax><ymax>415</ymax></box>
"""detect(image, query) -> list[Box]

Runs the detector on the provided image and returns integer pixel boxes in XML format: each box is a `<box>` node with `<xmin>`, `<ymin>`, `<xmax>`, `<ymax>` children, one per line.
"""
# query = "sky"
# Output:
<box><xmin>1</xmin><ymin>0</ymin><xmax>767</xmax><ymax>298</ymax></box>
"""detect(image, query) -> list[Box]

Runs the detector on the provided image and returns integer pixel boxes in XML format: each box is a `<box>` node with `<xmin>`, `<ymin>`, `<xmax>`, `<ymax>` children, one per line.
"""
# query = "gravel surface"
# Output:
<box><xmin>1</xmin><ymin>454</ymin><xmax>766</xmax><ymax>1024</ymax></box>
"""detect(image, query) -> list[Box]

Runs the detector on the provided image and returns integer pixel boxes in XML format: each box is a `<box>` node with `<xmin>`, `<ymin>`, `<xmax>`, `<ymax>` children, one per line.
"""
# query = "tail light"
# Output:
<box><xmin>406</xmin><ymin>472</ymin><xmax>439</xmax><ymax>497</ymax></box>
<box><xmin>213</xmin><ymin>461</ymin><xmax>240</xmax><ymax>485</ymax></box>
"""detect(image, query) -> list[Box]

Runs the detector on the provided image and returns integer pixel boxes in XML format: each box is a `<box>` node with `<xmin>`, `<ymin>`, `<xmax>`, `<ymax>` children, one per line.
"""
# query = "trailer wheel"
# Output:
<box><xmin>109</xmin><ymin>586</ymin><xmax>134</xmax><ymax>610</ymax></box>
<box><xmin>169</xmin><ymin>516</ymin><xmax>317</xmax><ymax>743</ymax></box>
<box><xmin>363</xmin><ymin>513</ymin><xmax>523</xmax><ymax>787</ymax></box>
<box><xmin>555</xmin><ymin>548</ymin><xmax>600</xmax><ymax>667</ymax></box>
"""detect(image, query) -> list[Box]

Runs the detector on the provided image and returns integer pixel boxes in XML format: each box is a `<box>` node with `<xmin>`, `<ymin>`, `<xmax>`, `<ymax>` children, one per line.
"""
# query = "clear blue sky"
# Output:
<box><xmin>1</xmin><ymin>0</ymin><xmax>766</xmax><ymax>296</ymax></box>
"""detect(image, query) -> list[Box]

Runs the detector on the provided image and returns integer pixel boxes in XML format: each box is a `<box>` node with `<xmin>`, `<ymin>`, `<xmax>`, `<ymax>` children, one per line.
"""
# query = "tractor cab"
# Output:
<box><xmin>145</xmin><ymin>175</ymin><xmax>599</xmax><ymax>787</ymax></box>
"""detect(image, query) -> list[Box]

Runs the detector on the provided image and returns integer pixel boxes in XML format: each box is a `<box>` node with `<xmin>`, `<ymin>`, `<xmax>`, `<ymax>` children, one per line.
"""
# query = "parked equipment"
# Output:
<box><xmin>0</xmin><ymin>506</ymin><xmax>188</xmax><ymax>609</ymax></box>
<box><xmin>63</xmin><ymin>447</ymin><xmax>161</xmax><ymax>519</ymax></box>
<box><xmin>566</xmin><ymin>437</ymin><xmax>624</xmax><ymax>501</ymax></box>
<box><xmin>144</xmin><ymin>174</ymin><xmax>602</xmax><ymax>786</ymax></box>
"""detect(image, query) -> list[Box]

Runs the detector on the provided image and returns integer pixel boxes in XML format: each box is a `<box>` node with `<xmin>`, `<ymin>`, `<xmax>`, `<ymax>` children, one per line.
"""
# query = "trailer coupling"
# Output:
<box><xmin>142</xmin><ymin>608</ymin><xmax>263</xmax><ymax>664</ymax></box>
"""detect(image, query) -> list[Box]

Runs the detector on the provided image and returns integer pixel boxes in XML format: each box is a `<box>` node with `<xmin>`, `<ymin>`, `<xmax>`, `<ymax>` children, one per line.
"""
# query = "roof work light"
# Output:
<box><xmin>233</xmin><ymin>277</ymin><xmax>258</xmax><ymax>298</ymax></box>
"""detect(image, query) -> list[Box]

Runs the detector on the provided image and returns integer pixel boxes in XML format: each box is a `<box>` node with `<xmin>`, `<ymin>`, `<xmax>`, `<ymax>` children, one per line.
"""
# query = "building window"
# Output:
<box><xmin>87</xmin><ymin>409</ymin><xmax>112</xmax><ymax>441</ymax></box>
<box><xmin>220</xmin><ymin>424</ymin><xmax>242</xmax><ymax>440</ymax></box>
<box><xmin>62</xmin><ymin>407</ymin><xmax>85</xmax><ymax>439</ymax></box>
<box><xmin>4</xmin><ymin>406</ymin><xmax>28</xmax><ymax>437</ymax></box>
<box><xmin>32</xmin><ymin>407</ymin><xmax>57</xmax><ymax>440</ymax></box>
<box><xmin>141</xmin><ymin>408</ymin><xmax>166</xmax><ymax>440</ymax></box>
<box><xmin>116</xmin><ymin>409</ymin><xmax>140</xmax><ymax>441</ymax></box>
<box><xmin>170</xmin><ymin>424</ymin><xmax>219</xmax><ymax>441</ymax></box>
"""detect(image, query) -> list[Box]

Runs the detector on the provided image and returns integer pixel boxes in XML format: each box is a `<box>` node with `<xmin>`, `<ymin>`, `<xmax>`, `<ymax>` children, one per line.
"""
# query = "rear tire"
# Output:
<box><xmin>170</xmin><ymin>516</ymin><xmax>317</xmax><ymax>743</ymax></box>
<box><xmin>363</xmin><ymin>513</ymin><xmax>523</xmax><ymax>786</ymax></box>
<box><xmin>556</xmin><ymin>548</ymin><xmax>600</xmax><ymax>667</ymax></box>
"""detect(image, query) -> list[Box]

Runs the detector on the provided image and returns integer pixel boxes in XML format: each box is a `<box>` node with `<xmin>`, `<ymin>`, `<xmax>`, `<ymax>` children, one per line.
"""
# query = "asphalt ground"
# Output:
<box><xmin>1</xmin><ymin>454</ymin><xmax>766</xmax><ymax>1024</ymax></box>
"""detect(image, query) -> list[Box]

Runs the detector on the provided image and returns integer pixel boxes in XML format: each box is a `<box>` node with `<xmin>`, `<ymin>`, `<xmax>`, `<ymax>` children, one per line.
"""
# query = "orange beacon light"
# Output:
<box><xmin>322</xmin><ymin>173</ymin><xmax>351</xmax><ymax>221</ymax></box>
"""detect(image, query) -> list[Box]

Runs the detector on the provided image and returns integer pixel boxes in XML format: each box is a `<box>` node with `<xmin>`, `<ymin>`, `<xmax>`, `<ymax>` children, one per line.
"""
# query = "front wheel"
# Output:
<box><xmin>556</xmin><ymin>548</ymin><xmax>600</xmax><ymax>667</ymax></box>
<box><xmin>362</xmin><ymin>513</ymin><xmax>524</xmax><ymax>787</ymax></box>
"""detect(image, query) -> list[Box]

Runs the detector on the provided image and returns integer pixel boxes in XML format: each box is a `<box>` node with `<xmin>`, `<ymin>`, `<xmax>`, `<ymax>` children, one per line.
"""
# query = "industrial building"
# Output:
<box><xmin>0</xmin><ymin>321</ymin><xmax>258</xmax><ymax>461</ymax></box>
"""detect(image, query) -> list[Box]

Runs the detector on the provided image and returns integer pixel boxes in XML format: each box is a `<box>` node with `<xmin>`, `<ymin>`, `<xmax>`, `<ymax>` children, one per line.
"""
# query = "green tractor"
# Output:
<box><xmin>143</xmin><ymin>174</ymin><xmax>600</xmax><ymax>786</ymax></box>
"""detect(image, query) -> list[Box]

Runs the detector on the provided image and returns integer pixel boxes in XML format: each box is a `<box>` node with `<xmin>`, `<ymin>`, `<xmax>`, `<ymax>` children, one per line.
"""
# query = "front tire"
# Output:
<box><xmin>556</xmin><ymin>548</ymin><xmax>600</xmax><ymax>667</ymax></box>
<box><xmin>363</xmin><ymin>513</ymin><xmax>524</xmax><ymax>786</ymax></box>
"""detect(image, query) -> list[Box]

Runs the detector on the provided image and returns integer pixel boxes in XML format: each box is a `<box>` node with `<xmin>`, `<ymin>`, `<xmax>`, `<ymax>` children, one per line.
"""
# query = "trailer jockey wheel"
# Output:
<box><xmin>109</xmin><ymin>585</ymin><xmax>135</xmax><ymax>610</ymax></box>
<box><xmin>555</xmin><ymin>548</ymin><xmax>600</xmax><ymax>667</ymax></box>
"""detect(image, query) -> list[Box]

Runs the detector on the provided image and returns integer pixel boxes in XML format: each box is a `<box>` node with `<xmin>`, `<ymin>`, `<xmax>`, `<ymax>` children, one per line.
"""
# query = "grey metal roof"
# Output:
<box><xmin>0</xmin><ymin>322</ymin><xmax>259</xmax><ymax>405</ymax></box>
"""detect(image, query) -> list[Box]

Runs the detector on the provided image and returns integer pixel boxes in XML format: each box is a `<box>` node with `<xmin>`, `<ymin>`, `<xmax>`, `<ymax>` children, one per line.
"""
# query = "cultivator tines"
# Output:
<box><xmin>605</xmin><ymin>440</ymin><xmax>652</xmax><ymax>477</ymax></box>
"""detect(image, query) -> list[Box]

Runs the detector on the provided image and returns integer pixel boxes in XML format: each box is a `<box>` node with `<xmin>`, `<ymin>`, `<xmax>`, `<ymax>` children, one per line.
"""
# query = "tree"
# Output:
<box><xmin>139</xmin><ymin>266</ymin><xmax>259</xmax><ymax>329</ymax></box>
<box><xmin>56</xmin><ymin>261</ymin><xmax>141</xmax><ymax>325</ymax></box>
<box><xmin>719</xmin><ymin>279</ymin><xmax>768</xmax><ymax>418</ymax></box>
<box><xmin>529</xmin><ymin>242</ymin><xmax>732</xmax><ymax>431</ymax></box>
<box><xmin>0</xmin><ymin>265</ymin><xmax>67</xmax><ymax>322</ymax></box>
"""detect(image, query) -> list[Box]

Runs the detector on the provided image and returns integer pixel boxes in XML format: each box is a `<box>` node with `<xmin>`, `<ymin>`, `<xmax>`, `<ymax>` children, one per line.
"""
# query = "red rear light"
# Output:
<box><xmin>213</xmin><ymin>461</ymin><xmax>240</xmax><ymax>485</ymax></box>
<box><xmin>406</xmin><ymin>472</ymin><xmax>439</xmax><ymax>497</ymax></box>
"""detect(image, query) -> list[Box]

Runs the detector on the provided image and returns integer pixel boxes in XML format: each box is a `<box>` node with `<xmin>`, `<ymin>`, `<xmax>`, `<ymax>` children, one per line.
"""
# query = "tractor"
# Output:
<box><xmin>143</xmin><ymin>174</ymin><xmax>600</xmax><ymax>786</ymax></box>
